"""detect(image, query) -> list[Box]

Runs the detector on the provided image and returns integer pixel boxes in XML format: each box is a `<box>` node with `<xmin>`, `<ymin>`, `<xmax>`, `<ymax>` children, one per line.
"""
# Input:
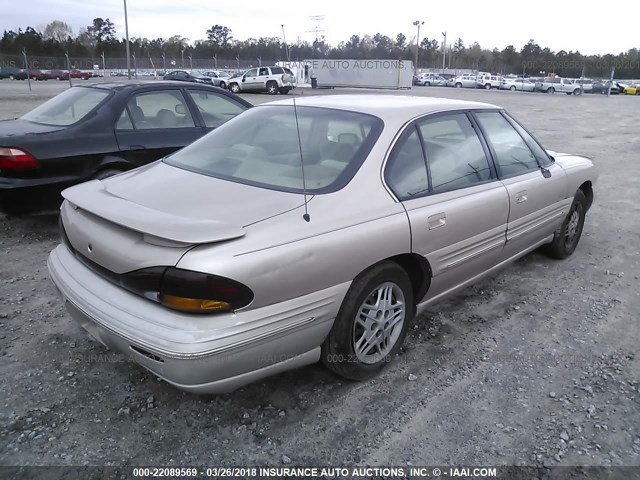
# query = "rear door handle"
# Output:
<box><xmin>428</xmin><ymin>212</ymin><xmax>446</xmax><ymax>230</ymax></box>
<box><xmin>516</xmin><ymin>191</ymin><xmax>528</xmax><ymax>204</ymax></box>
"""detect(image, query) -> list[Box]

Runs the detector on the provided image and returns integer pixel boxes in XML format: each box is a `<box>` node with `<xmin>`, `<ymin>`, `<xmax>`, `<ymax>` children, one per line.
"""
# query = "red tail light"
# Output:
<box><xmin>0</xmin><ymin>148</ymin><xmax>39</xmax><ymax>170</ymax></box>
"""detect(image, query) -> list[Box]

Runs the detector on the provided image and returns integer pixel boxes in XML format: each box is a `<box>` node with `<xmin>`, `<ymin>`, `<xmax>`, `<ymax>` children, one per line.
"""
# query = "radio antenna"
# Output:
<box><xmin>292</xmin><ymin>95</ymin><xmax>310</xmax><ymax>222</ymax></box>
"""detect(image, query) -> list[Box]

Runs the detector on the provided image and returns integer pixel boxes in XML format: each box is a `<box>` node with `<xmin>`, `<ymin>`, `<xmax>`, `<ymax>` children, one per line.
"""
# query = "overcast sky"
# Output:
<box><xmin>1</xmin><ymin>0</ymin><xmax>636</xmax><ymax>56</ymax></box>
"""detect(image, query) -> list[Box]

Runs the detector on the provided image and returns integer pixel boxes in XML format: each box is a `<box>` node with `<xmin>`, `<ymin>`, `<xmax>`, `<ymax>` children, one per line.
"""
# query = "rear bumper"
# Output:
<box><xmin>0</xmin><ymin>175</ymin><xmax>80</xmax><ymax>213</ymax></box>
<box><xmin>47</xmin><ymin>244</ymin><xmax>348</xmax><ymax>393</ymax></box>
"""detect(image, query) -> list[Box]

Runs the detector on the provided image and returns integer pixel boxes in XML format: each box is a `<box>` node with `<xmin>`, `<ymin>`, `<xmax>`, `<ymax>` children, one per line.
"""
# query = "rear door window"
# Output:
<box><xmin>122</xmin><ymin>90</ymin><xmax>196</xmax><ymax>130</ymax></box>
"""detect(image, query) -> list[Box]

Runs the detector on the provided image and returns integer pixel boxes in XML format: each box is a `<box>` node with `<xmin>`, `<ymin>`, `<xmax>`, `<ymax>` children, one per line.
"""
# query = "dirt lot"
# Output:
<box><xmin>0</xmin><ymin>79</ymin><xmax>639</xmax><ymax>470</ymax></box>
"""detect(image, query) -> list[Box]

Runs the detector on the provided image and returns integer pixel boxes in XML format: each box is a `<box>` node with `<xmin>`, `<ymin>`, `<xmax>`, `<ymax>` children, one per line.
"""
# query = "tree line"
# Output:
<box><xmin>1</xmin><ymin>20</ymin><xmax>639</xmax><ymax>78</ymax></box>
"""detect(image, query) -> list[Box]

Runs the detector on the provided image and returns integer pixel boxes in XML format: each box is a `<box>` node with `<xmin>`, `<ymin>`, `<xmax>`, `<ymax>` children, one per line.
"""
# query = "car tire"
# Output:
<box><xmin>266</xmin><ymin>81</ymin><xmax>279</xmax><ymax>95</ymax></box>
<box><xmin>9</xmin><ymin>75</ymin><xmax>15</xmax><ymax>80</ymax></box>
<box><xmin>455</xmin><ymin>82</ymin><xmax>462</xmax><ymax>88</ymax></box>
<box><xmin>547</xmin><ymin>87</ymin><xmax>555</xmax><ymax>94</ymax></box>
<box><xmin>510</xmin><ymin>85</ymin><xmax>516</xmax><ymax>91</ymax></box>
<box><xmin>541</xmin><ymin>189</ymin><xmax>587</xmax><ymax>260</ymax></box>
<box><xmin>219</xmin><ymin>81</ymin><xmax>226</xmax><ymax>90</ymax></box>
<box><xmin>485</xmin><ymin>83</ymin><xmax>491</xmax><ymax>90</ymax></box>
<box><xmin>94</xmin><ymin>169</ymin><xmax>123</xmax><ymax>181</ymax></box>
<box><xmin>573</xmin><ymin>89</ymin><xmax>581</xmax><ymax>95</ymax></box>
<box><xmin>321</xmin><ymin>261</ymin><xmax>414</xmax><ymax>381</ymax></box>
<box><xmin>230</xmin><ymin>83</ymin><xmax>240</xmax><ymax>93</ymax></box>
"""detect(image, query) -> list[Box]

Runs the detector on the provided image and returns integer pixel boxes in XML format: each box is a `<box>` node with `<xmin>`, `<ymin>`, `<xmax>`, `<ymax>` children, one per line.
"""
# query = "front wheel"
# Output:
<box><xmin>229</xmin><ymin>83</ymin><xmax>240</xmax><ymax>93</ymax></box>
<box><xmin>485</xmin><ymin>83</ymin><xmax>491</xmax><ymax>90</ymax></box>
<box><xmin>573</xmin><ymin>89</ymin><xmax>581</xmax><ymax>95</ymax></box>
<box><xmin>542</xmin><ymin>190</ymin><xmax>586</xmax><ymax>259</ymax></box>
<box><xmin>321</xmin><ymin>261</ymin><xmax>414</xmax><ymax>381</ymax></box>
<box><xmin>510</xmin><ymin>85</ymin><xmax>516</xmax><ymax>91</ymax></box>
<box><xmin>547</xmin><ymin>87</ymin><xmax>555</xmax><ymax>94</ymax></box>
<box><xmin>455</xmin><ymin>82</ymin><xmax>462</xmax><ymax>88</ymax></box>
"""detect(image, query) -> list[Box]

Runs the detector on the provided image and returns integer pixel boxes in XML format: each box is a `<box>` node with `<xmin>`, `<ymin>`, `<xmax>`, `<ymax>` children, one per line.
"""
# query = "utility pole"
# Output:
<box><xmin>281</xmin><ymin>24</ymin><xmax>290</xmax><ymax>63</ymax></box>
<box><xmin>101</xmin><ymin>51</ymin><xmax>106</xmax><ymax>80</ymax></box>
<box><xmin>124</xmin><ymin>0</ymin><xmax>131</xmax><ymax>79</ymax></box>
<box><xmin>22</xmin><ymin>49</ymin><xmax>31</xmax><ymax>91</ymax></box>
<box><xmin>413</xmin><ymin>20</ymin><xmax>424</xmax><ymax>73</ymax></box>
<box><xmin>189</xmin><ymin>53</ymin><xmax>193</xmax><ymax>71</ymax></box>
<box><xmin>441</xmin><ymin>32</ymin><xmax>447</xmax><ymax>73</ymax></box>
<box><xmin>65</xmin><ymin>52</ymin><xmax>72</xmax><ymax>88</ymax></box>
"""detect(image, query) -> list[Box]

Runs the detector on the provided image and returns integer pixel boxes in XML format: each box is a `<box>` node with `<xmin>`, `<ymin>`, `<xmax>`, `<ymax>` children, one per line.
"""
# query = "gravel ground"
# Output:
<box><xmin>0</xmin><ymin>79</ymin><xmax>639</xmax><ymax>470</ymax></box>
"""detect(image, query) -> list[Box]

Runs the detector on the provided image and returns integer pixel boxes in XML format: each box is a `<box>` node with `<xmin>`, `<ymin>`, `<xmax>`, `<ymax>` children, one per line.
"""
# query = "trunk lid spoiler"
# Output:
<box><xmin>62</xmin><ymin>180</ymin><xmax>245</xmax><ymax>244</ymax></box>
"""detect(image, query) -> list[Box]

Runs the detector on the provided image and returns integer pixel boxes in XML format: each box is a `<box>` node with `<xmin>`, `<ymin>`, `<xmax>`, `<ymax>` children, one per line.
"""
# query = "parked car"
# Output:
<box><xmin>416</xmin><ymin>73</ymin><xmax>446</xmax><ymax>86</ymax></box>
<box><xmin>228</xmin><ymin>66</ymin><xmax>295</xmax><ymax>94</ymax></box>
<box><xmin>48</xmin><ymin>95</ymin><xmax>597</xmax><ymax>394</ymax></box>
<box><xmin>0</xmin><ymin>82</ymin><xmax>251</xmax><ymax>214</ymax></box>
<box><xmin>0</xmin><ymin>67</ymin><xmax>22</xmax><ymax>80</ymax></box>
<box><xmin>621</xmin><ymin>83</ymin><xmax>639</xmax><ymax>95</ymax></box>
<box><xmin>502</xmin><ymin>78</ymin><xmax>536</xmax><ymax>92</ymax></box>
<box><xmin>46</xmin><ymin>70</ymin><xmax>66</xmax><ymax>80</ymax></box>
<box><xmin>14</xmin><ymin>69</ymin><xmax>48</xmax><ymax>81</ymax></box>
<box><xmin>591</xmin><ymin>81</ymin><xmax>621</xmax><ymax>94</ymax></box>
<box><xmin>535</xmin><ymin>77</ymin><xmax>581</xmax><ymax>95</ymax></box>
<box><xmin>61</xmin><ymin>69</ymin><xmax>92</xmax><ymax>80</ymax></box>
<box><xmin>572</xmin><ymin>78</ymin><xmax>594</xmax><ymax>93</ymax></box>
<box><xmin>452</xmin><ymin>73</ymin><xmax>479</xmax><ymax>88</ymax></box>
<box><xmin>476</xmin><ymin>74</ymin><xmax>502</xmax><ymax>89</ymax></box>
<box><xmin>201</xmin><ymin>70</ymin><xmax>231</xmax><ymax>89</ymax></box>
<box><xmin>163</xmin><ymin>70</ymin><xmax>214</xmax><ymax>85</ymax></box>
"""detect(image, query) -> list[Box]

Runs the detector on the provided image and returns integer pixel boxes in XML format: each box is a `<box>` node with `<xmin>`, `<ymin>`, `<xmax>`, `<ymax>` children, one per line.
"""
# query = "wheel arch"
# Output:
<box><xmin>578</xmin><ymin>181</ymin><xmax>594</xmax><ymax>212</ymax></box>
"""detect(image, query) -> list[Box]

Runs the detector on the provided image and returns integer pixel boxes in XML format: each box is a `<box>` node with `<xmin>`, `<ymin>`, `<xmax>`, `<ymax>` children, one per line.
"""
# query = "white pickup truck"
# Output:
<box><xmin>535</xmin><ymin>77</ymin><xmax>581</xmax><ymax>95</ymax></box>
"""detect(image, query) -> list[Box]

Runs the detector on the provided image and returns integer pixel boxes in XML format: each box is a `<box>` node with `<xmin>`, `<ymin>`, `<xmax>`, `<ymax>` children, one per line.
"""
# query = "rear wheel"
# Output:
<box><xmin>322</xmin><ymin>261</ymin><xmax>414</xmax><ymax>381</ymax></box>
<box><xmin>485</xmin><ymin>83</ymin><xmax>491</xmax><ymax>90</ymax></box>
<box><xmin>230</xmin><ymin>83</ymin><xmax>240</xmax><ymax>93</ymax></box>
<box><xmin>547</xmin><ymin>87</ymin><xmax>555</xmax><ymax>94</ymax></box>
<box><xmin>219</xmin><ymin>81</ymin><xmax>226</xmax><ymax>90</ymax></box>
<box><xmin>542</xmin><ymin>190</ymin><xmax>586</xmax><ymax>259</ymax></box>
<box><xmin>510</xmin><ymin>85</ymin><xmax>516</xmax><ymax>91</ymax></box>
<box><xmin>266</xmin><ymin>81</ymin><xmax>278</xmax><ymax>95</ymax></box>
<box><xmin>455</xmin><ymin>82</ymin><xmax>462</xmax><ymax>88</ymax></box>
<box><xmin>573</xmin><ymin>89</ymin><xmax>581</xmax><ymax>95</ymax></box>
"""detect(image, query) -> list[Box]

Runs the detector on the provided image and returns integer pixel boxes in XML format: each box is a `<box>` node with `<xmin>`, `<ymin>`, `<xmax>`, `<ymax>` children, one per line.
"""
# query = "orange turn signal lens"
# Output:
<box><xmin>160</xmin><ymin>294</ymin><xmax>231</xmax><ymax>313</ymax></box>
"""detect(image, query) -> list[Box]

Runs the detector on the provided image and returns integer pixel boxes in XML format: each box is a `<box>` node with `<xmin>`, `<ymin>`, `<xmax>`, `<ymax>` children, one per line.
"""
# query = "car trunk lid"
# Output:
<box><xmin>59</xmin><ymin>161</ymin><xmax>306</xmax><ymax>273</ymax></box>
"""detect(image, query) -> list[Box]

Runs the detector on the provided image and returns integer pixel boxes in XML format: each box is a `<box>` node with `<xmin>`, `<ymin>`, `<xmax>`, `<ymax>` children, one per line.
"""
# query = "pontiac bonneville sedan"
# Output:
<box><xmin>48</xmin><ymin>95</ymin><xmax>597</xmax><ymax>393</ymax></box>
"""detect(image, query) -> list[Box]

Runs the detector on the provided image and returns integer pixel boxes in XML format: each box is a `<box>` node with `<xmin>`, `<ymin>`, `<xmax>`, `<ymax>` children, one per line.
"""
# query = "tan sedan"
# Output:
<box><xmin>48</xmin><ymin>95</ymin><xmax>597</xmax><ymax>393</ymax></box>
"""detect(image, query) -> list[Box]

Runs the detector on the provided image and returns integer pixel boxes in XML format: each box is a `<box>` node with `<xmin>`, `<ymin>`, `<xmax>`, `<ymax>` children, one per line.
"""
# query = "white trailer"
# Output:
<box><xmin>305</xmin><ymin>59</ymin><xmax>413</xmax><ymax>89</ymax></box>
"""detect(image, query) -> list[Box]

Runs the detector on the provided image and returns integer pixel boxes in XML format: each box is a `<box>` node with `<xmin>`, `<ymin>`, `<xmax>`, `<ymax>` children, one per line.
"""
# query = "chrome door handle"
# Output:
<box><xmin>428</xmin><ymin>212</ymin><xmax>446</xmax><ymax>230</ymax></box>
<box><xmin>516</xmin><ymin>191</ymin><xmax>528</xmax><ymax>204</ymax></box>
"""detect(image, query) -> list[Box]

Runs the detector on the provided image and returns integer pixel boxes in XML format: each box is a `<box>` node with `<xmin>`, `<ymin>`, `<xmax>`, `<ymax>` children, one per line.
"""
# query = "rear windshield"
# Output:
<box><xmin>21</xmin><ymin>87</ymin><xmax>110</xmax><ymax>126</ymax></box>
<box><xmin>164</xmin><ymin>105</ymin><xmax>383</xmax><ymax>193</ymax></box>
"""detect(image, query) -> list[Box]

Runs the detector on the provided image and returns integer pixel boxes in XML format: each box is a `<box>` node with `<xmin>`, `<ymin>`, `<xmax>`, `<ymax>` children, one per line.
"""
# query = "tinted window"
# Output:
<box><xmin>21</xmin><ymin>87</ymin><xmax>109</xmax><ymax>126</ymax></box>
<box><xmin>385</xmin><ymin>128</ymin><xmax>428</xmax><ymax>200</ymax></box>
<box><xmin>259</xmin><ymin>68</ymin><xmax>268</xmax><ymax>76</ymax></box>
<box><xmin>418</xmin><ymin>113</ymin><xmax>492</xmax><ymax>193</ymax></box>
<box><xmin>125</xmin><ymin>90</ymin><xmax>195</xmax><ymax>129</ymax></box>
<box><xmin>187</xmin><ymin>89</ymin><xmax>246</xmax><ymax>128</ymax></box>
<box><xmin>475</xmin><ymin>111</ymin><xmax>539</xmax><ymax>177</ymax></box>
<box><xmin>165</xmin><ymin>105</ymin><xmax>383</xmax><ymax>193</ymax></box>
<box><xmin>271</xmin><ymin>67</ymin><xmax>284</xmax><ymax>74</ymax></box>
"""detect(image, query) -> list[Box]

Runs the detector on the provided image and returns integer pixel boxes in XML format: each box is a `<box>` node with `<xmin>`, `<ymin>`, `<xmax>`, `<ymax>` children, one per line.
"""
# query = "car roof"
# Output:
<box><xmin>265</xmin><ymin>95</ymin><xmax>499</xmax><ymax>117</ymax></box>
<box><xmin>79</xmin><ymin>80</ymin><xmax>216</xmax><ymax>91</ymax></box>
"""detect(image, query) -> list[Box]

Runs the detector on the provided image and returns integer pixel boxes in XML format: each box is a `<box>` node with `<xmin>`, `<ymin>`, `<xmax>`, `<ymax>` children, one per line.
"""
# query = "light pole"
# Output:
<box><xmin>181</xmin><ymin>49</ymin><xmax>184</xmax><ymax>68</ymax></box>
<box><xmin>162</xmin><ymin>53</ymin><xmax>166</xmax><ymax>73</ymax></box>
<box><xmin>413</xmin><ymin>20</ymin><xmax>424</xmax><ymax>73</ymax></box>
<box><xmin>213</xmin><ymin>55</ymin><xmax>217</xmax><ymax>69</ymax></box>
<box><xmin>124</xmin><ymin>0</ymin><xmax>131</xmax><ymax>79</ymax></box>
<box><xmin>441</xmin><ymin>31</ymin><xmax>447</xmax><ymax>73</ymax></box>
<box><xmin>281</xmin><ymin>24</ymin><xmax>290</xmax><ymax>63</ymax></box>
<box><xmin>189</xmin><ymin>53</ymin><xmax>192</xmax><ymax>71</ymax></box>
